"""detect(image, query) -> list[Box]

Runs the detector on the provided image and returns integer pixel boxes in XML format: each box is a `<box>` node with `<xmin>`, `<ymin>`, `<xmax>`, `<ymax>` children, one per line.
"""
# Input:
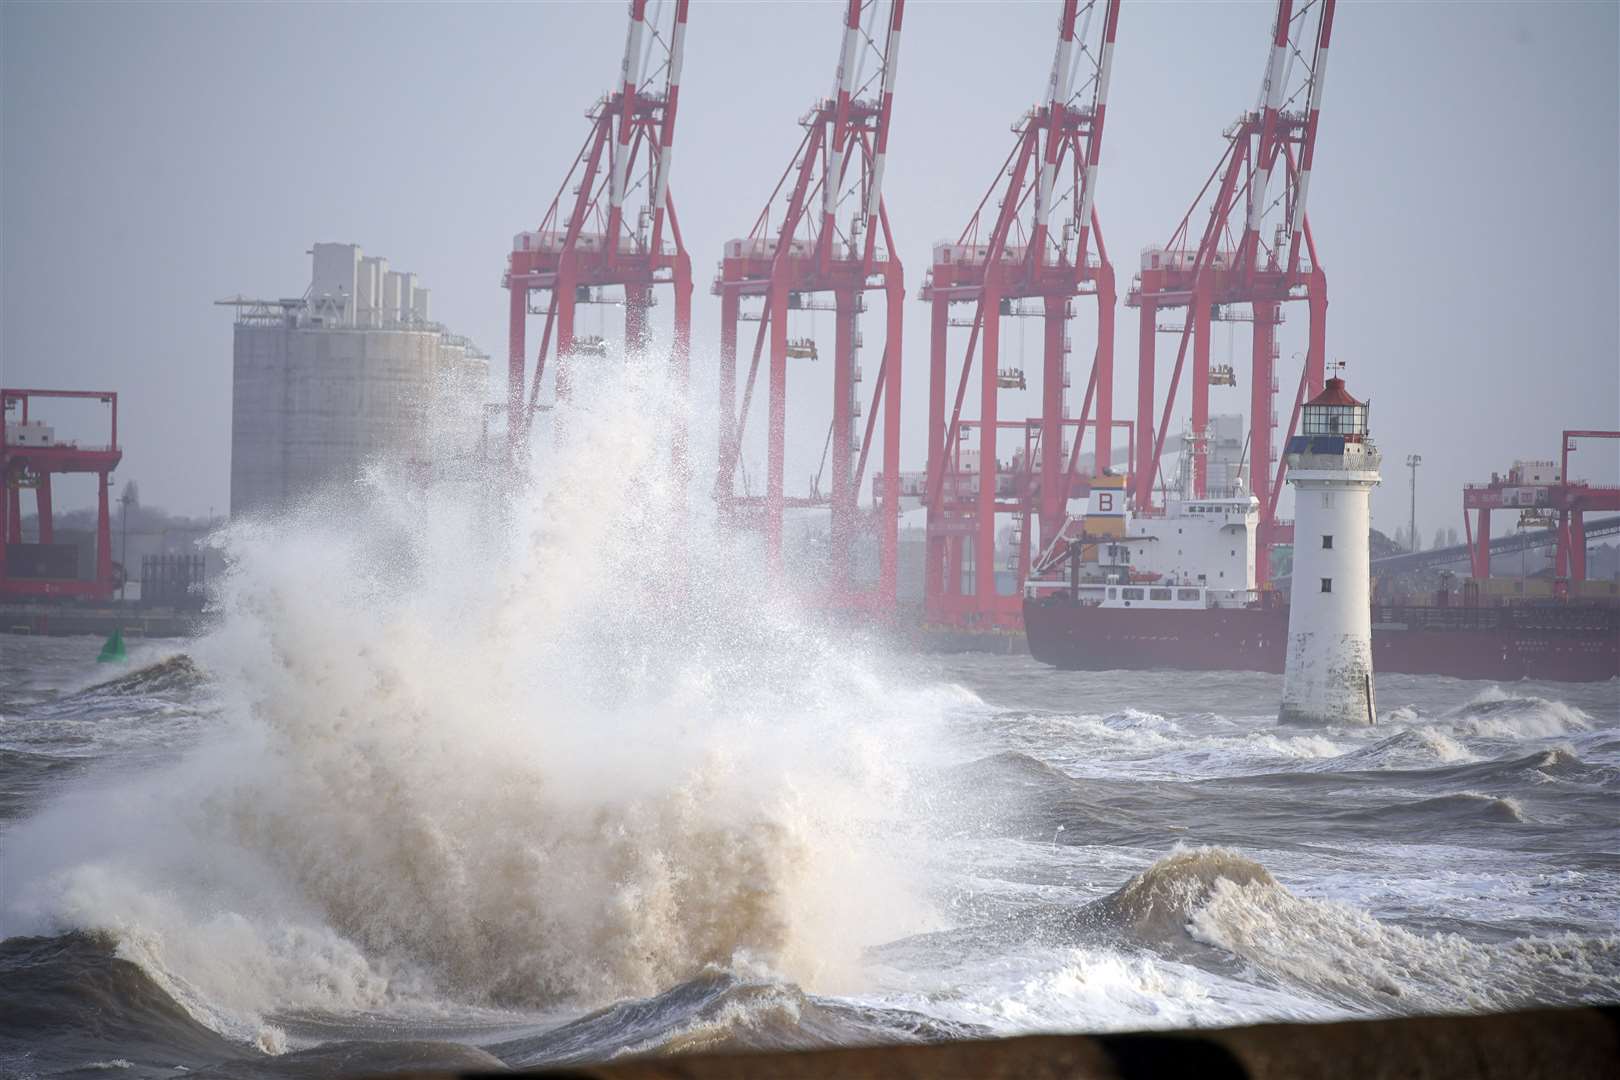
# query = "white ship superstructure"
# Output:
<box><xmin>1026</xmin><ymin>475</ymin><xmax>1260</xmax><ymax>612</ymax></box>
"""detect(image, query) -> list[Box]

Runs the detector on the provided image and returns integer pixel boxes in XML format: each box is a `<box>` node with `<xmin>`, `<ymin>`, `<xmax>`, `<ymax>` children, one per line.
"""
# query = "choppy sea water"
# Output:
<box><xmin>2</xmin><ymin>362</ymin><xmax>1617</xmax><ymax>1076</ymax></box>
<box><xmin>3</xmin><ymin>634</ymin><xmax>1616</xmax><ymax>1078</ymax></box>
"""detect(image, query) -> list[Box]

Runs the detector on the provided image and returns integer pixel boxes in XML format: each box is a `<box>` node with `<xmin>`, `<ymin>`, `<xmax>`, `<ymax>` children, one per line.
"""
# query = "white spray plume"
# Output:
<box><xmin>3</xmin><ymin>346</ymin><xmax>947</xmax><ymax>1035</ymax></box>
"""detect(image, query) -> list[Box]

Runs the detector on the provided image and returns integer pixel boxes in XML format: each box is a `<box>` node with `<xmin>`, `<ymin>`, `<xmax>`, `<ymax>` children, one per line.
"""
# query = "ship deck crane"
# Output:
<box><xmin>714</xmin><ymin>0</ymin><xmax>906</xmax><ymax>616</ymax></box>
<box><xmin>504</xmin><ymin>1</ymin><xmax>693</xmax><ymax>470</ymax></box>
<box><xmin>920</xmin><ymin>0</ymin><xmax>1124</xmax><ymax>629</ymax></box>
<box><xmin>1127</xmin><ymin>0</ymin><xmax>1336</xmax><ymax>585</ymax></box>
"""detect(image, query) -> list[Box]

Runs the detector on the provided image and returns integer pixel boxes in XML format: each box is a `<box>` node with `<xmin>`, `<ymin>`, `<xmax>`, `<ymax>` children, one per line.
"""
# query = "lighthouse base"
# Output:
<box><xmin>1279</xmin><ymin>631</ymin><xmax>1378</xmax><ymax>726</ymax></box>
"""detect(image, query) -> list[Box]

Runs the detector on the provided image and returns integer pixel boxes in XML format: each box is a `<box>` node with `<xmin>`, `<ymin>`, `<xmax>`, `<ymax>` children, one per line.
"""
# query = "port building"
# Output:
<box><xmin>221</xmin><ymin>244</ymin><xmax>490</xmax><ymax>515</ymax></box>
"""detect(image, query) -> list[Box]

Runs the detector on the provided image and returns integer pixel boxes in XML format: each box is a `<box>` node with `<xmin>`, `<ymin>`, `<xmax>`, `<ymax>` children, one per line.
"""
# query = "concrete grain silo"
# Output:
<box><xmin>223</xmin><ymin>243</ymin><xmax>490</xmax><ymax>516</ymax></box>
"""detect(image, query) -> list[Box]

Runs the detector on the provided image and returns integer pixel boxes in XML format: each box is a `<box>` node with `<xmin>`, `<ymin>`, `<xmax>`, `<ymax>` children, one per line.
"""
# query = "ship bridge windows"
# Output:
<box><xmin>1122</xmin><ymin>587</ymin><xmax>1144</xmax><ymax>601</ymax></box>
<box><xmin>1177</xmin><ymin>588</ymin><xmax>1201</xmax><ymax>602</ymax></box>
<box><xmin>1150</xmin><ymin>588</ymin><xmax>1172</xmax><ymax>601</ymax></box>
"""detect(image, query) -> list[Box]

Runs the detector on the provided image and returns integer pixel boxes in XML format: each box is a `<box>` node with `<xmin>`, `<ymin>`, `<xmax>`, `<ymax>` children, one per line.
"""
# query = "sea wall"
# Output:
<box><xmin>386</xmin><ymin>1007</ymin><xmax>1618</xmax><ymax>1080</ymax></box>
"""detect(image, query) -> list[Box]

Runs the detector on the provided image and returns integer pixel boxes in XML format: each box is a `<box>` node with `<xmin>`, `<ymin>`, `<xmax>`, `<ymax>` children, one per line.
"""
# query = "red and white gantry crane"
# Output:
<box><xmin>920</xmin><ymin>0</ymin><xmax>1123</xmax><ymax>629</ymax></box>
<box><xmin>1463</xmin><ymin>430</ymin><xmax>1620</xmax><ymax>588</ymax></box>
<box><xmin>1128</xmin><ymin>0</ymin><xmax>1335</xmax><ymax>585</ymax></box>
<box><xmin>713</xmin><ymin>0</ymin><xmax>906</xmax><ymax>615</ymax></box>
<box><xmin>504</xmin><ymin>1</ymin><xmax>693</xmax><ymax>465</ymax></box>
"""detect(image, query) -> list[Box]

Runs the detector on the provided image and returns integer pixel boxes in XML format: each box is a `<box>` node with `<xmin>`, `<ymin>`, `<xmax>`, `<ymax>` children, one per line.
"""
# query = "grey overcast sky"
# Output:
<box><xmin>4</xmin><ymin>0</ymin><xmax>1617</xmax><ymax>541</ymax></box>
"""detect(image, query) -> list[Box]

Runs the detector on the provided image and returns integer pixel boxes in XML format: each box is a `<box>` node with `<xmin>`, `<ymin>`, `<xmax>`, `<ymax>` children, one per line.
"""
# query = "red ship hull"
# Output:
<box><xmin>1022</xmin><ymin>598</ymin><xmax>1620</xmax><ymax>683</ymax></box>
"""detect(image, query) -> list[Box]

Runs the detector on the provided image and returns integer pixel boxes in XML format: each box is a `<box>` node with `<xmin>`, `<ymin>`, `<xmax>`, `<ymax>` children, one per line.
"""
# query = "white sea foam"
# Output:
<box><xmin>1443</xmin><ymin>687</ymin><xmax>1594</xmax><ymax>739</ymax></box>
<box><xmin>872</xmin><ymin>942</ymin><xmax>1336</xmax><ymax>1037</ymax></box>
<box><xmin>1321</xmin><ymin>726</ymin><xmax>1479</xmax><ymax>771</ymax></box>
<box><xmin>1025</xmin><ymin>712</ymin><xmax>1346</xmax><ymax>780</ymax></box>
<box><xmin>1241</xmin><ymin>731</ymin><xmax>1347</xmax><ymax>761</ymax></box>
<box><xmin>1161</xmin><ymin>847</ymin><xmax>1620</xmax><ymax>1012</ymax></box>
<box><xmin>1406</xmin><ymin>727</ymin><xmax>1478</xmax><ymax>763</ymax></box>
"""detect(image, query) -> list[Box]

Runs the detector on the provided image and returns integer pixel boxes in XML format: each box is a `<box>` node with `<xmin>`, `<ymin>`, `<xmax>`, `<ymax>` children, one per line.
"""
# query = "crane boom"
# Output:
<box><xmin>504</xmin><ymin>0</ymin><xmax>693</xmax><ymax>467</ymax></box>
<box><xmin>920</xmin><ymin>0</ymin><xmax>1124</xmax><ymax>631</ymax></box>
<box><xmin>1126</xmin><ymin>0</ymin><xmax>1337</xmax><ymax>587</ymax></box>
<box><xmin>714</xmin><ymin>1</ymin><xmax>908</xmax><ymax>615</ymax></box>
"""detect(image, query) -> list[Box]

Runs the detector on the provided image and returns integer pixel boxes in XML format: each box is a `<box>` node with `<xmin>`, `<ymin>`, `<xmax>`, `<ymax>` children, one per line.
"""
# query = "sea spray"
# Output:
<box><xmin>6</xmin><ymin>347</ymin><xmax>1617</xmax><ymax>1066</ymax></box>
<box><xmin>2</xmin><ymin>348</ymin><xmax>945</xmax><ymax>1032</ymax></box>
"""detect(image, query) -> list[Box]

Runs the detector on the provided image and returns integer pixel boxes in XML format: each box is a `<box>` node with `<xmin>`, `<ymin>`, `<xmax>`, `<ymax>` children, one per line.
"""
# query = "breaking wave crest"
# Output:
<box><xmin>1443</xmin><ymin>688</ymin><xmax>1594</xmax><ymax>739</ymax></box>
<box><xmin>1</xmin><ymin>354</ymin><xmax>942</xmax><ymax>1039</ymax></box>
<box><xmin>1324</xmin><ymin>727</ymin><xmax>1479</xmax><ymax>770</ymax></box>
<box><xmin>494</xmin><ymin>965</ymin><xmax>981</xmax><ymax>1067</ymax></box>
<box><xmin>1332</xmin><ymin>792</ymin><xmax>1528</xmax><ymax>826</ymax></box>
<box><xmin>1088</xmin><ymin>847</ymin><xmax>1277</xmax><ymax>941</ymax></box>
<box><xmin>0</xmin><ymin>932</ymin><xmax>244</xmax><ymax>1075</ymax></box>
<box><xmin>1095</xmin><ymin>847</ymin><xmax>1620</xmax><ymax>1013</ymax></box>
<box><xmin>80</xmin><ymin>655</ymin><xmax>206</xmax><ymax>699</ymax></box>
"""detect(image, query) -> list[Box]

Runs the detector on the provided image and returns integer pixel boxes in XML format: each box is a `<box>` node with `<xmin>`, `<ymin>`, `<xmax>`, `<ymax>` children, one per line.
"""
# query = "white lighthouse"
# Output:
<box><xmin>1280</xmin><ymin>372</ymin><xmax>1382</xmax><ymax>726</ymax></box>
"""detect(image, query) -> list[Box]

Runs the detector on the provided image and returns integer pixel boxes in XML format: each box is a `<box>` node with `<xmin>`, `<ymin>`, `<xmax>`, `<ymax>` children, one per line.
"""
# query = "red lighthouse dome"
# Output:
<box><xmin>1302</xmin><ymin>376</ymin><xmax>1369</xmax><ymax>442</ymax></box>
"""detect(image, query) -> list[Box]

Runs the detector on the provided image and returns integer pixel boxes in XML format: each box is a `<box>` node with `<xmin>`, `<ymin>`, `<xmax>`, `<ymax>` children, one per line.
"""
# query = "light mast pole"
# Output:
<box><xmin>119</xmin><ymin>484</ymin><xmax>133</xmax><ymax>601</ymax></box>
<box><xmin>1405</xmin><ymin>452</ymin><xmax>1421</xmax><ymax>552</ymax></box>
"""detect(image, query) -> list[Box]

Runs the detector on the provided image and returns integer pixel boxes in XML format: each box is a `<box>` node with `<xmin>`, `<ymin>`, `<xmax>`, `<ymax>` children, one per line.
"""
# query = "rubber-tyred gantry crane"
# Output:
<box><xmin>921</xmin><ymin>0</ymin><xmax>1123</xmax><ymax>629</ymax></box>
<box><xmin>504</xmin><ymin>1</ymin><xmax>693</xmax><ymax>463</ymax></box>
<box><xmin>1463</xmin><ymin>430</ymin><xmax>1620</xmax><ymax>588</ymax></box>
<box><xmin>714</xmin><ymin>0</ymin><xmax>906</xmax><ymax>615</ymax></box>
<box><xmin>1</xmin><ymin>389</ymin><xmax>122</xmax><ymax>602</ymax></box>
<box><xmin>1127</xmin><ymin>0</ymin><xmax>1335</xmax><ymax>586</ymax></box>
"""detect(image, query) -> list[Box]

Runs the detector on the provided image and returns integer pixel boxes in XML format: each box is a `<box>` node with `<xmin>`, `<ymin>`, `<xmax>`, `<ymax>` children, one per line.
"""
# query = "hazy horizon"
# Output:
<box><xmin>4</xmin><ymin>0</ymin><xmax>1616</xmax><ymax>542</ymax></box>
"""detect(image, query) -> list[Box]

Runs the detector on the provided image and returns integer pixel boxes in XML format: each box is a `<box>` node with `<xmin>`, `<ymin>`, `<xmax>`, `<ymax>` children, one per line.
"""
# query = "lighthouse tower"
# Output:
<box><xmin>1280</xmin><ymin>372</ymin><xmax>1382</xmax><ymax>726</ymax></box>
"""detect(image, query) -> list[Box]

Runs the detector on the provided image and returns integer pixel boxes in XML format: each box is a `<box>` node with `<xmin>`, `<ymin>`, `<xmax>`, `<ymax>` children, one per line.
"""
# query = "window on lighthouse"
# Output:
<box><xmin>1321</xmin><ymin>578</ymin><xmax>1333</xmax><ymax>593</ymax></box>
<box><xmin>1322</xmin><ymin>535</ymin><xmax>1334</xmax><ymax>549</ymax></box>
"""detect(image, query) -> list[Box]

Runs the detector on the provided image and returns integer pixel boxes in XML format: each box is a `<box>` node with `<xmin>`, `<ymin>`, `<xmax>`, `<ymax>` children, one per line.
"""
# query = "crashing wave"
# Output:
<box><xmin>492</xmin><ymin>967</ymin><xmax>983</xmax><ymax>1067</ymax></box>
<box><xmin>1087</xmin><ymin>847</ymin><xmax>1277</xmax><ymax>941</ymax></box>
<box><xmin>1</xmin><ymin>351</ymin><xmax>943</xmax><ymax>1038</ymax></box>
<box><xmin>0</xmin><ymin>932</ymin><xmax>247</xmax><ymax>1073</ymax></box>
<box><xmin>1320</xmin><ymin>727</ymin><xmax>1478</xmax><ymax>771</ymax></box>
<box><xmin>81</xmin><ymin>655</ymin><xmax>206</xmax><ymax>698</ymax></box>
<box><xmin>1092</xmin><ymin>846</ymin><xmax>1620</xmax><ymax>1013</ymax></box>
<box><xmin>1443</xmin><ymin>688</ymin><xmax>1593</xmax><ymax>739</ymax></box>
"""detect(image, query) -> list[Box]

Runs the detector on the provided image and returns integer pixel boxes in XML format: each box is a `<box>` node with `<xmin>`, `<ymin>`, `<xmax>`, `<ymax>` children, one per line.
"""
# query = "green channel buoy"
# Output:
<box><xmin>98</xmin><ymin>628</ymin><xmax>127</xmax><ymax>664</ymax></box>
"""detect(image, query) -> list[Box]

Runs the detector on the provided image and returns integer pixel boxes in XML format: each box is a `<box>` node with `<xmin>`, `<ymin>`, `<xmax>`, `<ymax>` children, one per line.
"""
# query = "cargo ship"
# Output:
<box><xmin>1021</xmin><ymin>477</ymin><xmax>1619</xmax><ymax>683</ymax></box>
